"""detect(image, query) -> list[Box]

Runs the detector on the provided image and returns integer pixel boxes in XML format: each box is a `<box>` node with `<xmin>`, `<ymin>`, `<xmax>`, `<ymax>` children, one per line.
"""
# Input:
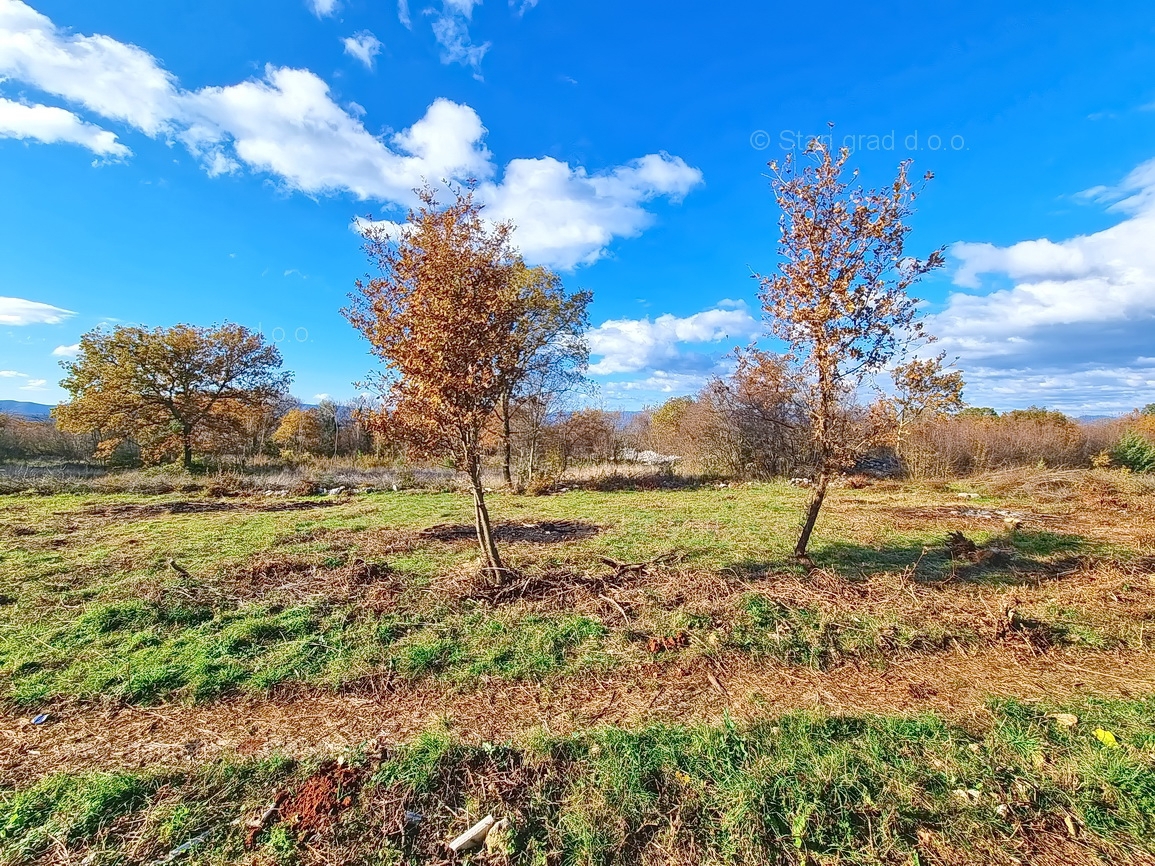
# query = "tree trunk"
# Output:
<box><xmin>500</xmin><ymin>391</ymin><xmax>513</xmax><ymax>487</ymax></box>
<box><xmin>468</xmin><ymin>455</ymin><xmax>505</xmax><ymax>580</ymax></box>
<box><xmin>526</xmin><ymin>428</ymin><xmax>538</xmax><ymax>482</ymax></box>
<box><xmin>182</xmin><ymin>427</ymin><xmax>194</xmax><ymax>471</ymax></box>
<box><xmin>793</xmin><ymin>470</ymin><xmax>830</xmax><ymax>560</ymax></box>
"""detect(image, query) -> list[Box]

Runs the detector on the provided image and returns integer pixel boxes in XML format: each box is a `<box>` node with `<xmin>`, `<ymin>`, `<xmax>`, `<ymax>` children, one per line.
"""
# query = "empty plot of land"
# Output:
<box><xmin>1</xmin><ymin>470</ymin><xmax>1154</xmax><ymax>865</ymax></box>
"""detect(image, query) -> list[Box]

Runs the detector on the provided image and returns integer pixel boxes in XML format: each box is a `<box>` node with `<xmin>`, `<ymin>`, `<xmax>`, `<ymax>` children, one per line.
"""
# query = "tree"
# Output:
<box><xmin>272</xmin><ymin>407</ymin><xmax>326</xmax><ymax>456</ymax></box>
<box><xmin>554</xmin><ymin>408</ymin><xmax>620</xmax><ymax>465</ymax></box>
<box><xmin>56</xmin><ymin>324</ymin><xmax>290</xmax><ymax>469</ymax></box>
<box><xmin>889</xmin><ymin>352</ymin><xmax>965</xmax><ymax>459</ymax></box>
<box><xmin>755</xmin><ymin>137</ymin><xmax>944</xmax><ymax>560</ymax></box>
<box><xmin>496</xmin><ymin>263</ymin><xmax>591</xmax><ymax>487</ymax></box>
<box><xmin>344</xmin><ymin>186</ymin><xmax>524</xmax><ymax>579</ymax></box>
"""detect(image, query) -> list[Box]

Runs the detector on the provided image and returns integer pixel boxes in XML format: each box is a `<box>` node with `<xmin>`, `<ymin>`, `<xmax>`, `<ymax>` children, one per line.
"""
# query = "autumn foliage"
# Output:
<box><xmin>345</xmin><ymin>187</ymin><xmax>528</xmax><ymax>576</ymax></box>
<box><xmin>755</xmin><ymin>137</ymin><xmax>945</xmax><ymax>558</ymax></box>
<box><xmin>55</xmin><ymin>324</ymin><xmax>290</xmax><ymax>469</ymax></box>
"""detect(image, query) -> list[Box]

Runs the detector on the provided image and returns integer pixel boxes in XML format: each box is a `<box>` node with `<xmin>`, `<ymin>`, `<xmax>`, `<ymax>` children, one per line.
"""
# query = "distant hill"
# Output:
<box><xmin>0</xmin><ymin>400</ymin><xmax>53</xmax><ymax>419</ymax></box>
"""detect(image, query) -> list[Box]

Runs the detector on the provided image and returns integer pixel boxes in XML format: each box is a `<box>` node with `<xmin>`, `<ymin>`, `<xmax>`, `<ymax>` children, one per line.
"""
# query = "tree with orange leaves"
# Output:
<box><xmin>345</xmin><ymin>187</ymin><xmax>524</xmax><ymax>578</ymax></box>
<box><xmin>56</xmin><ymin>324</ymin><xmax>289</xmax><ymax>470</ymax></box>
<box><xmin>755</xmin><ymin>137</ymin><xmax>944</xmax><ymax>560</ymax></box>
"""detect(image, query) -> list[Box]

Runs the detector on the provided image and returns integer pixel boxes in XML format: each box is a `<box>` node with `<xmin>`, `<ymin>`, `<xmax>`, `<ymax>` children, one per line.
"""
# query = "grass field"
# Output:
<box><xmin>2</xmin><ymin>468</ymin><xmax>1154</xmax><ymax>864</ymax></box>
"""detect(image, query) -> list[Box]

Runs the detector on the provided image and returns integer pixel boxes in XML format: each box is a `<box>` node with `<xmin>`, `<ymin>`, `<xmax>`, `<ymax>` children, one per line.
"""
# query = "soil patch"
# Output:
<box><xmin>189</xmin><ymin>555</ymin><xmax>401</xmax><ymax>609</ymax></box>
<box><xmin>420</xmin><ymin>519</ymin><xmax>601</xmax><ymax>544</ymax></box>
<box><xmin>247</xmin><ymin>760</ymin><xmax>362</xmax><ymax>846</ymax></box>
<box><xmin>4</xmin><ymin>646</ymin><xmax>1154</xmax><ymax>786</ymax></box>
<box><xmin>460</xmin><ymin>567</ymin><xmax>630</xmax><ymax>610</ymax></box>
<box><xmin>77</xmin><ymin>499</ymin><xmax>338</xmax><ymax>520</ymax></box>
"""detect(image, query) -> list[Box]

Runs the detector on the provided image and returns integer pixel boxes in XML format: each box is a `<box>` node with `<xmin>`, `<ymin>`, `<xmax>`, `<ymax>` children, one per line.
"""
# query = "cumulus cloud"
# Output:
<box><xmin>342</xmin><ymin>30</ymin><xmax>382</xmax><ymax>70</ymax></box>
<box><xmin>181</xmin><ymin>73</ymin><xmax>492</xmax><ymax>201</ymax></box>
<box><xmin>0</xmin><ymin>370</ymin><xmax>47</xmax><ymax>391</ymax></box>
<box><xmin>0</xmin><ymin>97</ymin><xmax>129</xmax><ymax>158</ymax></box>
<box><xmin>588</xmin><ymin>300</ymin><xmax>759</xmax><ymax>376</ymax></box>
<box><xmin>931</xmin><ymin>156</ymin><xmax>1155</xmax><ymax>413</ymax></box>
<box><xmin>52</xmin><ymin>343</ymin><xmax>80</xmax><ymax>356</ymax></box>
<box><xmin>601</xmin><ymin>370</ymin><xmax>726</xmax><ymax>400</ymax></box>
<box><xmin>0</xmin><ymin>0</ymin><xmax>179</xmax><ymax>135</ymax></box>
<box><xmin>0</xmin><ymin>296</ymin><xmax>75</xmax><ymax>325</ymax></box>
<box><xmin>0</xmin><ymin>1</ymin><xmax>701</xmax><ymax>270</ymax></box>
<box><xmin>480</xmin><ymin>153</ymin><xmax>703</xmax><ymax>269</ymax></box>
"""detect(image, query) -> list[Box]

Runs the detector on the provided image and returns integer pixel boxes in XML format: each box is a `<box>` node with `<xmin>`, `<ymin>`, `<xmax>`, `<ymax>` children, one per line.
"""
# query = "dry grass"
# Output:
<box><xmin>5</xmin><ymin>644</ymin><xmax>1155</xmax><ymax>788</ymax></box>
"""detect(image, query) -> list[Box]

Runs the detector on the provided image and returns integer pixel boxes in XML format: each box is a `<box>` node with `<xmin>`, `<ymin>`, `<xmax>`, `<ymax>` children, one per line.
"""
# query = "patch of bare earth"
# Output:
<box><xmin>294</xmin><ymin>520</ymin><xmax>602</xmax><ymax>570</ymax></box>
<box><xmin>219</xmin><ymin>555</ymin><xmax>400</xmax><ymax>609</ymax></box>
<box><xmin>76</xmin><ymin>498</ymin><xmax>339</xmax><ymax>520</ymax></box>
<box><xmin>3</xmin><ymin>645</ymin><xmax>1154</xmax><ymax>786</ymax></box>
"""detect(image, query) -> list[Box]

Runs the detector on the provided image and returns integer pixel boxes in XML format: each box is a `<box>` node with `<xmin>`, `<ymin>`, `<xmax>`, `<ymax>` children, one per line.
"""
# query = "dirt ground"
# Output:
<box><xmin>4</xmin><ymin>644</ymin><xmax>1153</xmax><ymax>787</ymax></box>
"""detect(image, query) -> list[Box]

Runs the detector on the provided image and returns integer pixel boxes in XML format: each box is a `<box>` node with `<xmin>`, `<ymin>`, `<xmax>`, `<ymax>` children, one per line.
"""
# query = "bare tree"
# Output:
<box><xmin>497</xmin><ymin>264</ymin><xmax>591</xmax><ymax>487</ymax></box>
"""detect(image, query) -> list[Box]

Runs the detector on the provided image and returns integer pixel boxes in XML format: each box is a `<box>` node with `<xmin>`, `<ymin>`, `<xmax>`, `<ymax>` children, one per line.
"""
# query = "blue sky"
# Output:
<box><xmin>2</xmin><ymin>0</ymin><xmax>1154</xmax><ymax>413</ymax></box>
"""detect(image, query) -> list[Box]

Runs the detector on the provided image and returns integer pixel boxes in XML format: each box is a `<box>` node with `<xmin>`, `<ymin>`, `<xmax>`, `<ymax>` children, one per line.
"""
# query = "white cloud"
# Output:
<box><xmin>481</xmin><ymin>153</ymin><xmax>702</xmax><ymax>269</ymax></box>
<box><xmin>0</xmin><ymin>2</ymin><xmax>701</xmax><ymax>269</ymax></box>
<box><xmin>947</xmin><ymin>364</ymin><xmax>1155</xmax><ymax>415</ymax></box>
<box><xmin>307</xmin><ymin>0</ymin><xmax>339</xmax><ymax>17</ymax></box>
<box><xmin>511</xmin><ymin>0</ymin><xmax>539</xmax><ymax>15</ymax></box>
<box><xmin>588</xmin><ymin>301</ymin><xmax>759</xmax><ymax>376</ymax></box>
<box><xmin>0</xmin><ymin>296</ymin><xmax>75</xmax><ymax>325</ymax></box>
<box><xmin>19</xmin><ymin>377</ymin><xmax>46</xmax><ymax>391</ymax></box>
<box><xmin>429</xmin><ymin>2</ymin><xmax>489</xmax><ymax>73</ymax></box>
<box><xmin>0</xmin><ymin>0</ymin><xmax>179</xmax><ymax>135</ymax></box>
<box><xmin>52</xmin><ymin>343</ymin><xmax>80</xmax><ymax>357</ymax></box>
<box><xmin>0</xmin><ymin>96</ymin><xmax>129</xmax><ymax>158</ymax></box>
<box><xmin>182</xmin><ymin>71</ymin><xmax>492</xmax><ymax>202</ymax></box>
<box><xmin>444</xmin><ymin>0</ymin><xmax>483</xmax><ymax>15</ymax></box>
<box><xmin>313</xmin><ymin>393</ymin><xmax>330</xmax><ymax>401</ymax></box>
<box><xmin>342</xmin><ymin>30</ymin><xmax>382</xmax><ymax>70</ymax></box>
<box><xmin>931</xmin><ymin>156</ymin><xmax>1155</xmax><ymax>413</ymax></box>
<box><xmin>0</xmin><ymin>370</ymin><xmax>24</xmax><ymax>377</ymax></box>
<box><xmin>604</xmin><ymin>370</ymin><xmax>722</xmax><ymax>396</ymax></box>
<box><xmin>353</xmin><ymin>152</ymin><xmax>702</xmax><ymax>271</ymax></box>
<box><xmin>397</xmin><ymin>0</ymin><xmax>412</xmax><ymax>28</ymax></box>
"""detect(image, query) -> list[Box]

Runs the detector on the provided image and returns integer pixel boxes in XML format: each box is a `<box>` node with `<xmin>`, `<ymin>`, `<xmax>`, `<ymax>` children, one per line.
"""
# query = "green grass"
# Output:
<box><xmin>0</xmin><ymin>599</ymin><xmax>619</xmax><ymax>704</ymax></box>
<box><xmin>4</xmin><ymin>696</ymin><xmax>1153</xmax><ymax>865</ymax></box>
<box><xmin>728</xmin><ymin>593</ymin><xmax>959</xmax><ymax>667</ymax></box>
<box><xmin>0</xmin><ymin>484</ymin><xmax>1147</xmax><ymax>704</ymax></box>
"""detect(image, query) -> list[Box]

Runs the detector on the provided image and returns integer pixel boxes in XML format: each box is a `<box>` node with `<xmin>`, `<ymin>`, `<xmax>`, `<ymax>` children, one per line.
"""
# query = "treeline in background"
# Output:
<box><xmin>4</xmin><ymin>380</ymin><xmax>1155</xmax><ymax>492</ymax></box>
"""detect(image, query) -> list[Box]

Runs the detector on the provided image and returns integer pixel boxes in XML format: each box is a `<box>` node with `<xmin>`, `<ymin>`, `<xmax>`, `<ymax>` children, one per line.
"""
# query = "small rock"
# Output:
<box><xmin>1050</xmin><ymin>713</ymin><xmax>1078</xmax><ymax>728</ymax></box>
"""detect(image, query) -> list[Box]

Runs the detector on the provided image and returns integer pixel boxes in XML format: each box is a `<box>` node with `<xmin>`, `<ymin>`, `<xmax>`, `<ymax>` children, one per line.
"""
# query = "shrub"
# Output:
<box><xmin>901</xmin><ymin>411</ymin><xmax>1098</xmax><ymax>477</ymax></box>
<box><xmin>1112</xmin><ymin>430</ymin><xmax>1155</xmax><ymax>473</ymax></box>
